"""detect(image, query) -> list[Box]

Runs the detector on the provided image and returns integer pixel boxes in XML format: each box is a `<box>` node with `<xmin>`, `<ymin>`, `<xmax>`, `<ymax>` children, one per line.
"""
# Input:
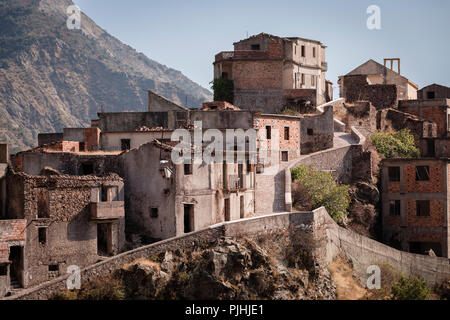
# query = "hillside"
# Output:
<box><xmin>0</xmin><ymin>0</ymin><xmax>212</xmax><ymax>152</ymax></box>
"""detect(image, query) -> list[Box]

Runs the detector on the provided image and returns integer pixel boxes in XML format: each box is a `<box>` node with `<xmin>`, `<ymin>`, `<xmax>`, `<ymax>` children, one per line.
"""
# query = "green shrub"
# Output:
<box><xmin>210</xmin><ymin>78</ymin><xmax>234</xmax><ymax>103</ymax></box>
<box><xmin>291</xmin><ymin>166</ymin><xmax>350</xmax><ymax>223</ymax></box>
<box><xmin>371</xmin><ymin>129</ymin><xmax>420</xmax><ymax>158</ymax></box>
<box><xmin>391</xmin><ymin>275</ymin><xmax>431</xmax><ymax>300</ymax></box>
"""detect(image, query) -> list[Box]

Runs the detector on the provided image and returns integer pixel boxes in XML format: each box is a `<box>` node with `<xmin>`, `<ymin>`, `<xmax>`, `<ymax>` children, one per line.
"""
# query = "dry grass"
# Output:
<box><xmin>328</xmin><ymin>254</ymin><xmax>369</xmax><ymax>300</ymax></box>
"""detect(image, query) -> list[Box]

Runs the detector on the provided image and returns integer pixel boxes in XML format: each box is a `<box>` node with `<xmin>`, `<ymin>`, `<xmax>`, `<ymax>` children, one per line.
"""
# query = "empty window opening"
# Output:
<box><xmin>97</xmin><ymin>223</ymin><xmax>113</xmax><ymax>256</ymax></box>
<box><xmin>184</xmin><ymin>163</ymin><xmax>193</xmax><ymax>175</ymax></box>
<box><xmin>240</xmin><ymin>196</ymin><xmax>245</xmax><ymax>219</ymax></box>
<box><xmin>427</xmin><ymin>91</ymin><xmax>435</xmax><ymax>99</ymax></box>
<box><xmin>312</xmin><ymin>47</ymin><xmax>316</xmax><ymax>58</ymax></box>
<box><xmin>48</xmin><ymin>264</ymin><xmax>58</xmax><ymax>272</ymax></box>
<box><xmin>121</xmin><ymin>139</ymin><xmax>131</xmax><ymax>151</ymax></box>
<box><xmin>388</xmin><ymin>167</ymin><xmax>401</xmax><ymax>182</ymax></box>
<box><xmin>426</xmin><ymin>140</ymin><xmax>435</xmax><ymax>157</ymax></box>
<box><xmin>284</xmin><ymin>127</ymin><xmax>290</xmax><ymax>140</ymax></box>
<box><xmin>265</xmin><ymin>126</ymin><xmax>272</xmax><ymax>140</ymax></box>
<box><xmin>150</xmin><ymin>207</ymin><xmax>158</xmax><ymax>218</ymax></box>
<box><xmin>38</xmin><ymin>227</ymin><xmax>47</xmax><ymax>245</ymax></box>
<box><xmin>416</xmin><ymin>200</ymin><xmax>430</xmax><ymax>216</ymax></box>
<box><xmin>389</xmin><ymin>200</ymin><xmax>401</xmax><ymax>216</ymax></box>
<box><xmin>101</xmin><ymin>186</ymin><xmax>108</xmax><ymax>202</ymax></box>
<box><xmin>281</xmin><ymin>151</ymin><xmax>289</xmax><ymax>162</ymax></box>
<box><xmin>301</xmin><ymin>73</ymin><xmax>305</xmax><ymax>85</ymax></box>
<box><xmin>301</xmin><ymin>45</ymin><xmax>305</xmax><ymax>57</ymax></box>
<box><xmin>79</xmin><ymin>142</ymin><xmax>85</xmax><ymax>151</ymax></box>
<box><xmin>251</xmin><ymin>44</ymin><xmax>260</xmax><ymax>50</ymax></box>
<box><xmin>307</xmin><ymin>128</ymin><xmax>314</xmax><ymax>136</ymax></box>
<box><xmin>311</xmin><ymin>75</ymin><xmax>315</xmax><ymax>87</ymax></box>
<box><xmin>81</xmin><ymin>163</ymin><xmax>94</xmax><ymax>175</ymax></box>
<box><xmin>184</xmin><ymin>204</ymin><xmax>194</xmax><ymax>233</ymax></box>
<box><xmin>221</xmin><ymin>72</ymin><xmax>228</xmax><ymax>79</ymax></box>
<box><xmin>415</xmin><ymin>166</ymin><xmax>430</xmax><ymax>181</ymax></box>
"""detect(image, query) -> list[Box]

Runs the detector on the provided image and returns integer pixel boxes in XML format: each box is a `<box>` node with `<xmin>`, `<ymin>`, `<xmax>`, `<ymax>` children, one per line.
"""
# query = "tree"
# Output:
<box><xmin>291</xmin><ymin>166</ymin><xmax>350</xmax><ymax>224</ymax></box>
<box><xmin>371</xmin><ymin>129</ymin><xmax>420</xmax><ymax>158</ymax></box>
<box><xmin>210</xmin><ymin>78</ymin><xmax>234</xmax><ymax>103</ymax></box>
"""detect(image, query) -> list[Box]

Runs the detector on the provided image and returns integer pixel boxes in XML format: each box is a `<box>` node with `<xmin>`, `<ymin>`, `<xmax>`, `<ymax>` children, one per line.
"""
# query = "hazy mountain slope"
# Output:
<box><xmin>0</xmin><ymin>0</ymin><xmax>212</xmax><ymax>152</ymax></box>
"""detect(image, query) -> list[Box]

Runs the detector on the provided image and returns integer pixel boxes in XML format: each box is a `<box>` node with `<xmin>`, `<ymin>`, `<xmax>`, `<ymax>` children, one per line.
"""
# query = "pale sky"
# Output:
<box><xmin>73</xmin><ymin>0</ymin><xmax>450</xmax><ymax>97</ymax></box>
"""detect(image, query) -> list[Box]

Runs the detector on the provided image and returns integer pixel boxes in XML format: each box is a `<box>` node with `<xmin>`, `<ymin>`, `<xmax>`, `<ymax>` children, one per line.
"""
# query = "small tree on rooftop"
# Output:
<box><xmin>210</xmin><ymin>77</ymin><xmax>234</xmax><ymax>103</ymax></box>
<box><xmin>371</xmin><ymin>129</ymin><xmax>420</xmax><ymax>158</ymax></box>
<box><xmin>291</xmin><ymin>165</ymin><xmax>350</xmax><ymax>224</ymax></box>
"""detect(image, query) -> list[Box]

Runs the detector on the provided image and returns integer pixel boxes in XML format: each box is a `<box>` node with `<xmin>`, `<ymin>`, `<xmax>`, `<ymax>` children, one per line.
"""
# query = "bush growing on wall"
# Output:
<box><xmin>291</xmin><ymin>165</ymin><xmax>350</xmax><ymax>224</ymax></box>
<box><xmin>391</xmin><ymin>275</ymin><xmax>431</xmax><ymax>300</ymax></box>
<box><xmin>210</xmin><ymin>78</ymin><xmax>234</xmax><ymax>103</ymax></box>
<box><xmin>371</xmin><ymin>129</ymin><xmax>420</xmax><ymax>159</ymax></box>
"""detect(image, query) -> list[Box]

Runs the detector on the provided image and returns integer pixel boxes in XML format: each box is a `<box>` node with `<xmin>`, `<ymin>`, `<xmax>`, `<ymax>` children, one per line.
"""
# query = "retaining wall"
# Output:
<box><xmin>6</xmin><ymin>208</ymin><xmax>449</xmax><ymax>300</ymax></box>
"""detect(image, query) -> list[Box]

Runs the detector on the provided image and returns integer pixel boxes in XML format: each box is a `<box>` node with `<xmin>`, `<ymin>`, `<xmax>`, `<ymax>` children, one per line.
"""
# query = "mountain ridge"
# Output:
<box><xmin>0</xmin><ymin>0</ymin><xmax>212</xmax><ymax>152</ymax></box>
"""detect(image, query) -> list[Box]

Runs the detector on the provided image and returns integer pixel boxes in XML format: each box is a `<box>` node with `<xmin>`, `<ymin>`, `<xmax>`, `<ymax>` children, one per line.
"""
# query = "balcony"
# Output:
<box><xmin>90</xmin><ymin>202</ymin><xmax>125</xmax><ymax>221</ymax></box>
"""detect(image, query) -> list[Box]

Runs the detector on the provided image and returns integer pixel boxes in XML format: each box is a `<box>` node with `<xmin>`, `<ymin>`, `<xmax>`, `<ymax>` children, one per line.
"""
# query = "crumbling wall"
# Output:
<box><xmin>300</xmin><ymin>106</ymin><xmax>334</xmax><ymax>154</ymax></box>
<box><xmin>343</xmin><ymin>75</ymin><xmax>397</xmax><ymax>109</ymax></box>
<box><xmin>7</xmin><ymin>172</ymin><xmax>125</xmax><ymax>288</ymax></box>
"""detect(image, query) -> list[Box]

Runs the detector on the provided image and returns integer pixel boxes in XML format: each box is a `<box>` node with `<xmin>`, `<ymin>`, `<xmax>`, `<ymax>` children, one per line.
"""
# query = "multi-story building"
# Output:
<box><xmin>213</xmin><ymin>33</ymin><xmax>332</xmax><ymax>113</ymax></box>
<box><xmin>381</xmin><ymin>158</ymin><xmax>450</xmax><ymax>258</ymax></box>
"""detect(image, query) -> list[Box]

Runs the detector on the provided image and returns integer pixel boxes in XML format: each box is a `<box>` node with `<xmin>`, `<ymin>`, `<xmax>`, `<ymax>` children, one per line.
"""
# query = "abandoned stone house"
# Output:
<box><xmin>5</xmin><ymin>172</ymin><xmax>125</xmax><ymax>289</ymax></box>
<box><xmin>338</xmin><ymin>59</ymin><xmax>418</xmax><ymax>109</ymax></box>
<box><xmin>214</xmin><ymin>33</ymin><xmax>333</xmax><ymax>113</ymax></box>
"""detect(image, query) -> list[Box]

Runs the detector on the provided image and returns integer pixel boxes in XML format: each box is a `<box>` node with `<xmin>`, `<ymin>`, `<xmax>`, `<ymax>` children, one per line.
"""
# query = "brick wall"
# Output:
<box><xmin>404</xmin><ymin>164</ymin><xmax>443</xmax><ymax>193</ymax></box>
<box><xmin>406</xmin><ymin>199</ymin><xmax>444</xmax><ymax>227</ymax></box>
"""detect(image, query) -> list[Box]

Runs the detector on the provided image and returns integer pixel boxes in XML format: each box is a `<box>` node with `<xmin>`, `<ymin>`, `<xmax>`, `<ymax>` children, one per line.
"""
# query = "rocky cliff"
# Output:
<box><xmin>53</xmin><ymin>231</ymin><xmax>337</xmax><ymax>300</ymax></box>
<box><xmin>0</xmin><ymin>0</ymin><xmax>212</xmax><ymax>152</ymax></box>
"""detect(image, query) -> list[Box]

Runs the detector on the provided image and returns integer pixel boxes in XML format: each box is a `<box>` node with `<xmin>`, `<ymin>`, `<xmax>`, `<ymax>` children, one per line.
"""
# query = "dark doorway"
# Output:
<box><xmin>224</xmin><ymin>199</ymin><xmax>231</xmax><ymax>221</ymax></box>
<box><xmin>240</xmin><ymin>196</ymin><xmax>244</xmax><ymax>219</ymax></box>
<box><xmin>184</xmin><ymin>204</ymin><xmax>194</xmax><ymax>233</ymax></box>
<box><xmin>9</xmin><ymin>246</ymin><xmax>23</xmax><ymax>288</ymax></box>
<box><xmin>97</xmin><ymin>223</ymin><xmax>112</xmax><ymax>256</ymax></box>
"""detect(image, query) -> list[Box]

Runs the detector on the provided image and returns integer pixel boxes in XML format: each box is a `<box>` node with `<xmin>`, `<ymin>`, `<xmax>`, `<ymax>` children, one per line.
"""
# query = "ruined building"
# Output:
<box><xmin>338</xmin><ymin>59</ymin><xmax>418</xmax><ymax>109</ymax></box>
<box><xmin>381</xmin><ymin>158</ymin><xmax>449</xmax><ymax>257</ymax></box>
<box><xmin>214</xmin><ymin>33</ymin><xmax>333</xmax><ymax>113</ymax></box>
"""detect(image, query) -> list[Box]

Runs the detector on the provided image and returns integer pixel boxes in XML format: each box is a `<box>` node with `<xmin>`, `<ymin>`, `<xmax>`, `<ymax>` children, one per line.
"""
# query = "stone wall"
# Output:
<box><xmin>6</xmin><ymin>208</ymin><xmax>450</xmax><ymax>300</ymax></box>
<box><xmin>6</xmin><ymin>172</ymin><xmax>125</xmax><ymax>288</ymax></box>
<box><xmin>342</xmin><ymin>75</ymin><xmax>397</xmax><ymax>110</ymax></box>
<box><xmin>299</xmin><ymin>106</ymin><xmax>334</xmax><ymax>154</ymax></box>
